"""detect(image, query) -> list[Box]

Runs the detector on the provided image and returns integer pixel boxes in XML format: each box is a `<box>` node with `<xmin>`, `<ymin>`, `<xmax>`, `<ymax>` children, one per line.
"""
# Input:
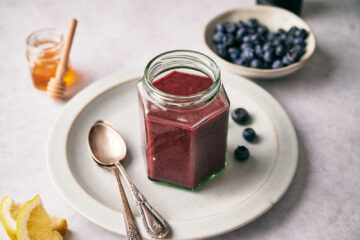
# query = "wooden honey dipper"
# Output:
<box><xmin>47</xmin><ymin>18</ymin><xmax>77</xmax><ymax>100</ymax></box>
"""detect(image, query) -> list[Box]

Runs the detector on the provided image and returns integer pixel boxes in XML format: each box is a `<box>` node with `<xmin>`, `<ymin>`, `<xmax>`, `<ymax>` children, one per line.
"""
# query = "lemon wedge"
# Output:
<box><xmin>16</xmin><ymin>195</ymin><xmax>62</xmax><ymax>240</ymax></box>
<box><xmin>0</xmin><ymin>196</ymin><xmax>21</xmax><ymax>240</ymax></box>
<box><xmin>0</xmin><ymin>196</ymin><xmax>68</xmax><ymax>240</ymax></box>
<box><xmin>49</xmin><ymin>216</ymin><xmax>67</xmax><ymax>235</ymax></box>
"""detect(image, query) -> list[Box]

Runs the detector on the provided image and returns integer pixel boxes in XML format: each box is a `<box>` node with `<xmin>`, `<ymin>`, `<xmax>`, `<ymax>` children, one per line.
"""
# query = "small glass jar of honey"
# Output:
<box><xmin>26</xmin><ymin>29</ymin><xmax>75</xmax><ymax>90</ymax></box>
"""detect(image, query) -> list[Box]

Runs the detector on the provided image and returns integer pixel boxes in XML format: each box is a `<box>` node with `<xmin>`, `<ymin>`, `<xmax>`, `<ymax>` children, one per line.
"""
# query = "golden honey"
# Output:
<box><xmin>26</xmin><ymin>29</ymin><xmax>75</xmax><ymax>90</ymax></box>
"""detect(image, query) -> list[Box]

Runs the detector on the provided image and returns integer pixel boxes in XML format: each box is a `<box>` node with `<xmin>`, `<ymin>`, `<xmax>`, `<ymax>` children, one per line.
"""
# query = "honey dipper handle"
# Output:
<box><xmin>55</xmin><ymin>18</ymin><xmax>77</xmax><ymax>82</ymax></box>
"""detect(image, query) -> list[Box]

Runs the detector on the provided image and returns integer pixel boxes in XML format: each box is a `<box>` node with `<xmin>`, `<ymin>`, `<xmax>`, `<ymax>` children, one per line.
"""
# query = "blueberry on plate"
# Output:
<box><xmin>215</xmin><ymin>23</ymin><xmax>225</xmax><ymax>33</ymax></box>
<box><xmin>272</xmin><ymin>59</ymin><xmax>284</xmax><ymax>69</ymax></box>
<box><xmin>286</xmin><ymin>45</ymin><xmax>302</xmax><ymax>63</ymax></box>
<box><xmin>234</xmin><ymin>146</ymin><xmax>250</xmax><ymax>161</ymax></box>
<box><xmin>243</xmin><ymin>128</ymin><xmax>256</xmax><ymax>142</ymax></box>
<box><xmin>231</xmin><ymin>107</ymin><xmax>249</xmax><ymax>124</ymax></box>
<box><xmin>213</xmin><ymin>32</ymin><xmax>225</xmax><ymax>43</ymax></box>
<box><xmin>250</xmin><ymin>58</ymin><xmax>262</xmax><ymax>69</ymax></box>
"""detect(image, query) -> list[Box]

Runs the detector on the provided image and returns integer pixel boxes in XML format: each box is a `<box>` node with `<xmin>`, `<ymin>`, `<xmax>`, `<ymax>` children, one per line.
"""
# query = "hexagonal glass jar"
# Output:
<box><xmin>137</xmin><ymin>50</ymin><xmax>230</xmax><ymax>190</ymax></box>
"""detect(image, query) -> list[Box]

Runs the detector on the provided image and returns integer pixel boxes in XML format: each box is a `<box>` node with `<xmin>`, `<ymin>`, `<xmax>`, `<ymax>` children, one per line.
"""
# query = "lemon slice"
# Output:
<box><xmin>0</xmin><ymin>196</ymin><xmax>21</xmax><ymax>240</ymax></box>
<box><xmin>16</xmin><ymin>195</ymin><xmax>62</xmax><ymax>240</ymax></box>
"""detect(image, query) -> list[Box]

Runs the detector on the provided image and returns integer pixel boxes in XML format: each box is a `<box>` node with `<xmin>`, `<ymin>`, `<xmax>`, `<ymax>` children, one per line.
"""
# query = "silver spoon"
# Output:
<box><xmin>88</xmin><ymin>120</ymin><xmax>170</xmax><ymax>239</ymax></box>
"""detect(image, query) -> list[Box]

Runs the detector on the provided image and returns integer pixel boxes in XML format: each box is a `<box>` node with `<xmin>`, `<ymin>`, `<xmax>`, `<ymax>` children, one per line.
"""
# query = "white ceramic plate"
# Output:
<box><xmin>47</xmin><ymin>69</ymin><xmax>298</xmax><ymax>239</ymax></box>
<box><xmin>203</xmin><ymin>5</ymin><xmax>316</xmax><ymax>79</ymax></box>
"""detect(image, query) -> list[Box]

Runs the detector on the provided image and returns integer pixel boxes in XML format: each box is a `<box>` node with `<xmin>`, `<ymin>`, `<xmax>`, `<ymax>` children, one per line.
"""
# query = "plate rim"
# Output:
<box><xmin>47</xmin><ymin>68</ymin><xmax>298</xmax><ymax>239</ymax></box>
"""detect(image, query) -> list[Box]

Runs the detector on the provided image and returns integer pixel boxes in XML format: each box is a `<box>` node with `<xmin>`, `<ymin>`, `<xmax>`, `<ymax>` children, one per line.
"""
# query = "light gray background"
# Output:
<box><xmin>0</xmin><ymin>0</ymin><xmax>359</xmax><ymax>239</ymax></box>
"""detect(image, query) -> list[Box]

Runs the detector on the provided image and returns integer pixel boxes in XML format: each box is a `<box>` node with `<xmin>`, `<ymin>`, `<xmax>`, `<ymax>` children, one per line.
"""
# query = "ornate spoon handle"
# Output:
<box><xmin>115</xmin><ymin>163</ymin><xmax>170</xmax><ymax>239</ymax></box>
<box><xmin>113</xmin><ymin>168</ymin><xmax>142</xmax><ymax>240</ymax></box>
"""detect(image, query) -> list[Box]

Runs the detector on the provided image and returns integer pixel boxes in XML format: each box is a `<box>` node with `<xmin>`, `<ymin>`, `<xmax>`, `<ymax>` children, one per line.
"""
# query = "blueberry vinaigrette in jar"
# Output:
<box><xmin>137</xmin><ymin>50</ymin><xmax>230</xmax><ymax>190</ymax></box>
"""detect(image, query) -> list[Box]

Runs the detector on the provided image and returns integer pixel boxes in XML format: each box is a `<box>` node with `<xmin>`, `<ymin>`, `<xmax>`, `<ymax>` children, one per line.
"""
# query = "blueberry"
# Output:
<box><xmin>216</xmin><ymin>43</ymin><xmax>226</xmax><ymax>51</ymax></box>
<box><xmin>225</xmin><ymin>22</ymin><xmax>237</xmax><ymax>34</ymax></box>
<box><xmin>222</xmin><ymin>34</ymin><xmax>235</xmax><ymax>46</ymax></box>
<box><xmin>278</xmin><ymin>32</ymin><xmax>287</xmax><ymax>41</ymax></box>
<box><xmin>282</xmin><ymin>55</ymin><xmax>290</xmax><ymax>66</ymax></box>
<box><xmin>288</xmin><ymin>26</ymin><xmax>299</xmax><ymax>35</ymax></box>
<box><xmin>250</xmin><ymin>58</ymin><xmax>262</xmax><ymax>69</ymax></box>
<box><xmin>231</xmin><ymin>108</ymin><xmax>249</xmax><ymax>124</ymax></box>
<box><xmin>243</xmin><ymin>128</ymin><xmax>256</xmax><ymax>142</ymax></box>
<box><xmin>292</xmin><ymin>37</ymin><xmax>306</xmax><ymax>47</ymax></box>
<box><xmin>286</xmin><ymin>45</ymin><xmax>302</xmax><ymax>63</ymax></box>
<box><xmin>272</xmin><ymin>59</ymin><xmax>284</xmax><ymax>69</ymax></box>
<box><xmin>236</xmin><ymin>20</ymin><xmax>246</xmax><ymax>29</ymax></box>
<box><xmin>242</xmin><ymin>35</ymin><xmax>251</xmax><ymax>43</ymax></box>
<box><xmin>272</xmin><ymin>38</ymin><xmax>284</xmax><ymax>46</ymax></box>
<box><xmin>275</xmin><ymin>45</ymin><xmax>286</xmax><ymax>57</ymax></box>
<box><xmin>247</xmin><ymin>18</ymin><xmax>259</xmax><ymax>28</ymax></box>
<box><xmin>277</xmin><ymin>28</ymin><xmax>286</xmax><ymax>35</ymax></box>
<box><xmin>300</xmin><ymin>29</ymin><xmax>309</xmax><ymax>39</ymax></box>
<box><xmin>234</xmin><ymin>146</ymin><xmax>250</xmax><ymax>161</ymax></box>
<box><xmin>263</xmin><ymin>50</ymin><xmax>274</xmax><ymax>63</ymax></box>
<box><xmin>212</xmin><ymin>32</ymin><xmax>225</xmax><ymax>43</ymax></box>
<box><xmin>250</xmin><ymin>34</ymin><xmax>260</xmax><ymax>43</ymax></box>
<box><xmin>241</xmin><ymin>48</ymin><xmax>254</xmax><ymax>60</ymax></box>
<box><xmin>255</xmin><ymin>44</ymin><xmax>263</xmax><ymax>58</ymax></box>
<box><xmin>267</xmin><ymin>32</ymin><xmax>276</xmax><ymax>41</ymax></box>
<box><xmin>235</xmin><ymin>28</ymin><xmax>247</xmax><ymax>42</ymax></box>
<box><xmin>216</xmin><ymin>47</ymin><xmax>228</xmax><ymax>59</ymax></box>
<box><xmin>262</xmin><ymin>42</ymin><xmax>273</xmax><ymax>52</ymax></box>
<box><xmin>241</xmin><ymin>42</ymin><xmax>253</xmax><ymax>49</ymax></box>
<box><xmin>215</xmin><ymin>23</ymin><xmax>225</xmax><ymax>33</ymax></box>
<box><xmin>257</xmin><ymin>26</ymin><xmax>268</xmax><ymax>36</ymax></box>
<box><xmin>294</xmin><ymin>28</ymin><xmax>308</xmax><ymax>39</ymax></box>
<box><xmin>228</xmin><ymin>47</ymin><xmax>240</xmax><ymax>61</ymax></box>
<box><xmin>234</xmin><ymin>58</ymin><xmax>249</xmax><ymax>67</ymax></box>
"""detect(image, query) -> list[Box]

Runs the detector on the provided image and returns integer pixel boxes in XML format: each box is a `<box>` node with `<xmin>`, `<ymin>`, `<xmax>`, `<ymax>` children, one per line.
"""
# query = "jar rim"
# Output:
<box><xmin>26</xmin><ymin>28</ymin><xmax>64</xmax><ymax>60</ymax></box>
<box><xmin>143</xmin><ymin>50</ymin><xmax>221</xmax><ymax>107</ymax></box>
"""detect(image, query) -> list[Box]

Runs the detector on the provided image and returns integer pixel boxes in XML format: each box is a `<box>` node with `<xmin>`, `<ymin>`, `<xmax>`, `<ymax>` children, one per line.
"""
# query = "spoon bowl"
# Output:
<box><xmin>88</xmin><ymin>120</ymin><xmax>127</xmax><ymax>167</ymax></box>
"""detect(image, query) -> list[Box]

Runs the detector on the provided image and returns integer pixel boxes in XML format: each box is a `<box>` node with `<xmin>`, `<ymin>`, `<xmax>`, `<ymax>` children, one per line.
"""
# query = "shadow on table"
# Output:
<box><xmin>208</xmin><ymin>128</ymin><xmax>310</xmax><ymax>240</ymax></box>
<box><xmin>64</xmin><ymin>70</ymin><xmax>93</xmax><ymax>101</ymax></box>
<box><xmin>302</xmin><ymin>1</ymin><xmax>333</xmax><ymax>19</ymax></box>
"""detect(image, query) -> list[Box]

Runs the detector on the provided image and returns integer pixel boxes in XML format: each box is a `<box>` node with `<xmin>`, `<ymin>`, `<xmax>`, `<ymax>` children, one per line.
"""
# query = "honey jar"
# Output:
<box><xmin>26</xmin><ymin>29</ymin><xmax>75</xmax><ymax>90</ymax></box>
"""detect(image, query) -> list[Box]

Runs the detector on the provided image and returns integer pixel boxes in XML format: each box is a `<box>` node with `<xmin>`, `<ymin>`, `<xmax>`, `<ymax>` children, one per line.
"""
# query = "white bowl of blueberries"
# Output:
<box><xmin>204</xmin><ymin>5</ymin><xmax>316</xmax><ymax>79</ymax></box>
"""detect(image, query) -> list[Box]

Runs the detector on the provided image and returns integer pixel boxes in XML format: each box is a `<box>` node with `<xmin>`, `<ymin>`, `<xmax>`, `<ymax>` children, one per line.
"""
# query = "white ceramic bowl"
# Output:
<box><xmin>204</xmin><ymin>5</ymin><xmax>316</xmax><ymax>79</ymax></box>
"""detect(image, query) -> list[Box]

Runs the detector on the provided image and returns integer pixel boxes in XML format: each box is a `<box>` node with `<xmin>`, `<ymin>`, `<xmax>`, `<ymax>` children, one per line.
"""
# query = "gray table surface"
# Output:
<box><xmin>0</xmin><ymin>0</ymin><xmax>359</xmax><ymax>239</ymax></box>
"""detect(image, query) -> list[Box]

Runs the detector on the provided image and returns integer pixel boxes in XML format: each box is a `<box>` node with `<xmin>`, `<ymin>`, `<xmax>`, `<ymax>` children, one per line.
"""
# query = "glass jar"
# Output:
<box><xmin>137</xmin><ymin>50</ymin><xmax>230</xmax><ymax>190</ymax></box>
<box><xmin>26</xmin><ymin>29</ymin><xmax>75</xmax><ymax>90</ymax></box>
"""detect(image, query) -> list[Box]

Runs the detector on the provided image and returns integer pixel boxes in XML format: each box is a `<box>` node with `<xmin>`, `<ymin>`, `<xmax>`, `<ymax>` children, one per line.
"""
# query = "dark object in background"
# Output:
<box><xmin>256</xmin><ymin>0</ymin><xmax>303</xmax><ymax>16</ymax></box>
